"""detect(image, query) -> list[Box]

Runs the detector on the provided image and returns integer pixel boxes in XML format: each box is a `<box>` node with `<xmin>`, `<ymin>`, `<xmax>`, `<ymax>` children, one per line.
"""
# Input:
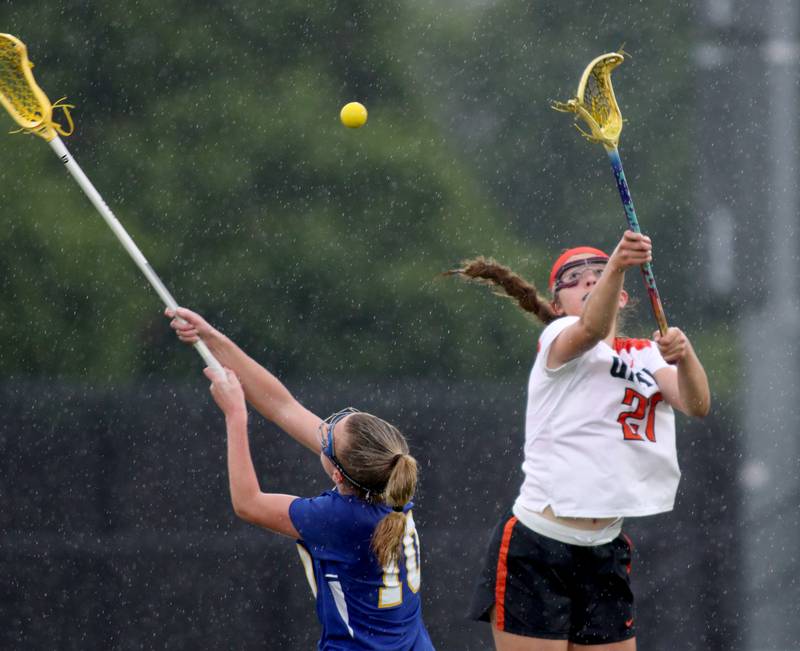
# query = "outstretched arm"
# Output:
<box><xmin>548</xmin><ymin>231</ymin><xmax>652</xmax><ymax>367</ymax></box>
<box><xmin>204</xmin><ymin>366</ymin><xmax>300</xmax><ymax>538</ymax></box>
<box><xmin>167</xmin><ymin>307</ymin><xmax>322</xmax><ymax>453</ymax></box>
<box><xmin>652</xmin><ymin>328</ymin><xmax>711</xmax><ymax>418</ymax></box>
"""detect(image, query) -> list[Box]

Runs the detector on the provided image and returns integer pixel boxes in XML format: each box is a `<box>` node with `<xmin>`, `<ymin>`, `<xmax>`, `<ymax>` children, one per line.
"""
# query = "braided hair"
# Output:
<box><xmin>445</xmin><ymin>256</ymin><xmax>558</xmax><ymax>324</ymax></box>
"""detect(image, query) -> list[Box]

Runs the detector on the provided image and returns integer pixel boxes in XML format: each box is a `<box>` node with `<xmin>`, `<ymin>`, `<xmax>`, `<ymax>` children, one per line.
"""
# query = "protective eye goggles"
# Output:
<box><xmin>552</xmin><ymin>256</ymin><xmax>608</xmax><ymax>292</ymax></box>
<box><xmin>319</xmin><ymin>407</ymin><xmax>374</xmax><ymax>494</ymax></box>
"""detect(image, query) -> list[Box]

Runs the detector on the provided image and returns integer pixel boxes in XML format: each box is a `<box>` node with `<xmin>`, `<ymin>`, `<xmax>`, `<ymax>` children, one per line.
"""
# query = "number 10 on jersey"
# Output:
<box><xmin>378</xmin><ymin>512</ymin><xmax>422</xmax><ymax>608</ymax></box>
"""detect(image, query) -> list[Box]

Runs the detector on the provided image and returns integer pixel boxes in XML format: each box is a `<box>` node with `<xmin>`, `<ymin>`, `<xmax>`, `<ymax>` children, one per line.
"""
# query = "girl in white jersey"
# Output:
<box><xmin>450</xmin><ymin>230</ymin><xmax>710</xmax><ymax>651</ymax></box>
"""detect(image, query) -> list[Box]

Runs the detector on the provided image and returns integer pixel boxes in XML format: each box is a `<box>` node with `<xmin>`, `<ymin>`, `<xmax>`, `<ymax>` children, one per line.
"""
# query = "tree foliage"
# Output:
<box><xmin>1</xmin><ymin>1</ymin><xmax>724</xmax><ymax>386</ymax></box>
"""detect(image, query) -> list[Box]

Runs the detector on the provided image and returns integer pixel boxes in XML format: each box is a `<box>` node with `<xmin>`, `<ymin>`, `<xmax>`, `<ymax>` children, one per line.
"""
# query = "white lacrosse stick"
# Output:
<box><xmin>0</xmin><ymin>33</ymin><xmax>223</xmax><ymax>373</ymax></box>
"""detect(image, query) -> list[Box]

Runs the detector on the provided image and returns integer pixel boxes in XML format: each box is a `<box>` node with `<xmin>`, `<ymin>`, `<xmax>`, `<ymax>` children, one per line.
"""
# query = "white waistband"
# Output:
<box><xmin>512</xmin><ymin>502</ymin><xmax>623</xmax><ymax>546</ymax></box>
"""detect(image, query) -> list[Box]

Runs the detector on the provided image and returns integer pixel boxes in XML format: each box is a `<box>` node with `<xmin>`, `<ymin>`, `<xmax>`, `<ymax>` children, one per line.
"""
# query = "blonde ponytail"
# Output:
<box><xmin>371</xmin><ymin>454</ymin><xmax>418</xmax><ymax>567</ymax></box>
<box><xmin>336</xmin><ymin>414</ymin><xmax>419</xmax><ymax>567</ymax></box>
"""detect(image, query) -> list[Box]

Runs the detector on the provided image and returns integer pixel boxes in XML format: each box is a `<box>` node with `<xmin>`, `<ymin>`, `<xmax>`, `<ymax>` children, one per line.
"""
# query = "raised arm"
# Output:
<box><xmin>204</xmin><ymin>367</ymin><xmax>300</xmax><ymax>537</ymax></box>
<box><xmin>548</xmin><ymin>231</ymin><xmax>652</xmax><ymax>368</ymax></box>
<box><xmin>652</xmin><ymin>328</ymin><xmax>711</xmax><ymax>418</ymax></box>
<box><xmin>167</xmin><ymin>307</ymin><xmax>322</xmax><ymax>453</ymax></box>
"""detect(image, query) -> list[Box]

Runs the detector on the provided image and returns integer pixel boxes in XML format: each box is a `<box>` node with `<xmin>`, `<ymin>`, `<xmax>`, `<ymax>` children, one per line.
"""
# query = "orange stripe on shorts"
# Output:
<box><xmin>494</xmin><ymin>515</ymin><xmax>518</xmax><ymax>630</ymax></box>
<box><xmin>622</xmin><ymin>532</ymin><xmax>634</xmax><ymax>574</ymax></box>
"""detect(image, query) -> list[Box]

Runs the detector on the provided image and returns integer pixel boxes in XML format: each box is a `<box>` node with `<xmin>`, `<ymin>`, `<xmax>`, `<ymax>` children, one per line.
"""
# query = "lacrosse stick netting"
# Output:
<box><xmin>0</xmin><ymin>34</ymin><xmax>223</xmax><ymax>372</ymax></box>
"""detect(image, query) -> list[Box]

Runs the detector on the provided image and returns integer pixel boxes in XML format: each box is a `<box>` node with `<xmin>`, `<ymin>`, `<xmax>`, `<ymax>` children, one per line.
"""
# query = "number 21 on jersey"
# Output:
<box><xmin>617</xmin><ymin>389</ymin><xmax>663</xmax><ymax>442</ymax></box>
<box><xmin>378</xmin><ymin>511</ymin><xmax>421</xmax><ymax>608</ymax></box>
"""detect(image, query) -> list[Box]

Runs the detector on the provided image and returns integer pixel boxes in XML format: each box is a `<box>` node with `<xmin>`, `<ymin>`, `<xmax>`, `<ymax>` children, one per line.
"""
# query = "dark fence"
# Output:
<box><xmin>1</xmin><ymin>378</ymin><xmax>740</xmax><ymax>650</ymax></box>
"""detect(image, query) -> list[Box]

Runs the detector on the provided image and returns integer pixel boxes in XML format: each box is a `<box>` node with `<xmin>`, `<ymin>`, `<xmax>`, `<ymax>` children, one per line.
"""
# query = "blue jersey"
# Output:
<box><xmin>289</xmin><ymin>489</ymin><xmax>435</xmax><ymax>651</ymax></box>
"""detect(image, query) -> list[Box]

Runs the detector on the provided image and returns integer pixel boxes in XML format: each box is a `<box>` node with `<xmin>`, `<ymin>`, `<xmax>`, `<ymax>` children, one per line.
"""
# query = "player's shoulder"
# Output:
<box><xmin>307</xmin><ymin>490</ymin><xmax>385</xmax><ymax>524</ymax></box>
<box><xmin>543</xmin><ymin>315</ymin><xmax>579</xmax><ymax>335</ymax></box>
<box><xmin>539</xmin><ymin>315</ymin><xmax>579</xmax><ymax>343</ymax></box>
<box><xmin>291</xmin><ymin>491</ymin><xmax>381</xmax><ymax>546</ymax></box>
<box><xmin>535</xmin><ymin>315</ymin><xmax>580</xmax><ymax>356</ymax></box>
<box><xmin>301</xmin><ymin>489</ymin><xmax>353</xmax><ymax>510</ymax></box>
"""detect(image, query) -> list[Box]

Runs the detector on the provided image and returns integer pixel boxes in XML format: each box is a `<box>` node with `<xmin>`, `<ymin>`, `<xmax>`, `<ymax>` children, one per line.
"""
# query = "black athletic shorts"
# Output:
<box><xmin>468</xmin><ymin>510</ymin><xmax>635</xmax><ymax>645</ymax></box>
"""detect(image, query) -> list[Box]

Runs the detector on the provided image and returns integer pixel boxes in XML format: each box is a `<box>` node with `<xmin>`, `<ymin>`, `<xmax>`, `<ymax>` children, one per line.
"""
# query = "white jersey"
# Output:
<box><xmin>514</xmin><ymin>316</ymin><xmax>680</xmax><ymax>518</ymax></box>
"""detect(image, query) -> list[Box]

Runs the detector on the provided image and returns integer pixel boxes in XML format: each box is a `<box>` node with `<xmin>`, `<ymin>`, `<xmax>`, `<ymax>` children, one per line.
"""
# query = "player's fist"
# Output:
<box><xmin>204</xmin><ymin>367</ymin><xmax>246</xmax><ymax>417</ymax></box>
<box><xmin>165</xmin><ymin>307</ymin><xmax>217</xmax><ymax>344</ymax></box>
<box><xmin>608</xmin><ymin>230</ymin><xmax>652</xmax><ymax>272</ymax></box>
<box><xmin>653</xmin><ymin>327</ymin><xmax>689</xmax><ymax>364</ymax></box>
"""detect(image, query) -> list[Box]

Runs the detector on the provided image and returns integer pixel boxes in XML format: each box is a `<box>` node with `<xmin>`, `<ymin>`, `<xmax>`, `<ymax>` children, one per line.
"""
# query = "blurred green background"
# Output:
<box><xmin>0</xmin><ymin>0</ymin><xmax>733</xmax><ymax>394</ymax></box>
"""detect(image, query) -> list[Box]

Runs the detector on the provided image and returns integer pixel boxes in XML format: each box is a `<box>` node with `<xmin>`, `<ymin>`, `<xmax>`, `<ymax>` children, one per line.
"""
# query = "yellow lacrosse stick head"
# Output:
<box><xmin>552</xmin><ymin>52</ymin><xmax>625</xmax><ymax>150</ymax></box>
<box><xmin>0</xmin><ymin>33</ymin><xmax>73</xmax><ymax>141</ymax></box>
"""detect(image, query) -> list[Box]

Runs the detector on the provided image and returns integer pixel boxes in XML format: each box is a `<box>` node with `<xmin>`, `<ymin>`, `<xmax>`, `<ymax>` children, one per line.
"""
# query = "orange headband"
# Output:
<box><xmin>549</xmin><ymin>246</ymin><xmax>609</xmax><ymax>291</ymax></box>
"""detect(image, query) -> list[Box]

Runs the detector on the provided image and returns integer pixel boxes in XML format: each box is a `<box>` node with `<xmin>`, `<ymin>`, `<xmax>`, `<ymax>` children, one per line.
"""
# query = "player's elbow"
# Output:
<box><xmin>231</xmin><ymin>495</ymin><xmax>259</xmax><ymax>523</ymax></box>
<box><xmin>687</xmin><ymin>396</ymin><xmax>711</xmax><ymax>419</ymax></box>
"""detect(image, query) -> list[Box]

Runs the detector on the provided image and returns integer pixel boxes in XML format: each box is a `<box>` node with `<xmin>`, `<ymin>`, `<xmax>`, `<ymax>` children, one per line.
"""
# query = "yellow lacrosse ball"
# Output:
<box><xmin>340</xmin><ymin>102</ymin><xmax>368</xmax><ymax>128</ymax></box>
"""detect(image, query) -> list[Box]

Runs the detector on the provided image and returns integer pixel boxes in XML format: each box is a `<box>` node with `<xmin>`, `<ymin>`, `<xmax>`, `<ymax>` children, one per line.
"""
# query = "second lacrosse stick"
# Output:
<box><xmin>0</xmin><ymin>33</ymin><xmax>223</xmax><ymax>372</ymax></box>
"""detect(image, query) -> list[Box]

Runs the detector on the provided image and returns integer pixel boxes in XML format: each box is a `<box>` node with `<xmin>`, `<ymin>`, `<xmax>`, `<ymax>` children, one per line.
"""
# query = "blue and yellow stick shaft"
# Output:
<box><xmin>552</xmin><ymin>51</ymin><xmax>670</xmax><ymax>336</ymax></box>
<box><xmin>606</xmin><ymin>147</ymin><xmax>668</xmax><ymax>336</ymax></box>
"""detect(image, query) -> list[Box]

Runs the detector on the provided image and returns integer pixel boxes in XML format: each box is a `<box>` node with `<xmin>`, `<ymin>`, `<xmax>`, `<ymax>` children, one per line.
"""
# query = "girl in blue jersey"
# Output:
<box><xmin>167</xmin><ymin>307</ymin><xmax>435</xmax><ymax>651</ymax></box>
